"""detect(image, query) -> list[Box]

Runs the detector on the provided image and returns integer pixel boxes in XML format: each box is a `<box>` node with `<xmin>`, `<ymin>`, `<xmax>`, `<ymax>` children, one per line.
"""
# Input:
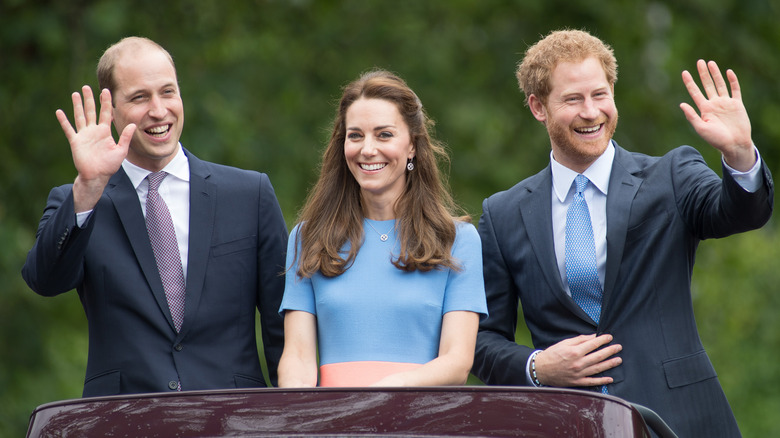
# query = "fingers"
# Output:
<box><xmin>71</xmin><ymin>90</ymin><xmax>86</xmax><ymax>132</ymax></box>
<box><xmin>685</xmin><ymin>59</ymin><xmax>738</xmax><ymax>101</ymax></box>
<box><xmin>695</xmin><ymin>59</ymin><xmax>717</xmax><ymax>99</ymax></box>
<box><xmin>584</xmin><ymin>343</ymin><xmax>622</xmax><ymax>375</ymax></box>
<box><xmin>578</xmin><ymin>334</ymin><xmax>622</xmax><ymax>374</ymax></box>
<box><xmin>55</xmin><ymin>108</ymin><xmax>76</xmax><ymax>141</ymax></box>
<box><xmin>726</xmin><ymin>68</ymin><xmax>742</xmax><ymax>101</ymax></box>
<box><xmin>537</xmin><ymin>334</ymin><xmax>622</xmax><ymax>387</ymax></box>
<box><xmin>681</xmin><ymin>69</ymin><xmax>705</xmax><ymax>109</ymax></box>
<box><xmin>82</xmin><ymin>85</ymin><xmax>97</xmax><ymax>127</ymax></box>
<box><xmin>678</xmin><ymin>102</ymin><xmax>701</xmax><ymax>128</ymax></box>
<box><xmin>694</xmin><ymin>59</ymin><xmax>727</xmax><ymax>98</ymax></box>
<box><xmin>98</xmin><ymin>88</ymin><xmax>114</xmax><ymax>126</ymax></box>
<box><xmin>591</xmin><ymin>341</ymin><xmax>622</xmax><ymax>362</ymax></box>
<box><xmin>704</xmin><ymin>60</ymin><xmax>729</xmax><ymax>97</ymax></box>
<box><xmin>567</xmin><ymin>333</ymin><xmax>615</xmax><ymax>351</ymax></box>
<box><xmin>117</xmin><ymin>123</ymin><xmax>137</xmax><ymax>152</ymax></box>
<box><xmin>68</xmin><ymin>85</ymin><xmax>101</xmax><ymax>133</ymax></box>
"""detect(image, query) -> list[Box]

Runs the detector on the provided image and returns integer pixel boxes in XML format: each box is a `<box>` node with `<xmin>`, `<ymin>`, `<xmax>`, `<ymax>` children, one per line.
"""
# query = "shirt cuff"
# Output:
<box><xmin>525</xmin><ymin>349</ymin><xmax>543</xmax><ymax>386</ymax></box>
<box><xmin>722</xmin><ymin>145</ymin><xmax>762</xmax><ymax>193</ymax></box>
<box><xmin>76</xmin><ymin>210</ymin><xmax>93</xmax><ymax>228</ymax></box>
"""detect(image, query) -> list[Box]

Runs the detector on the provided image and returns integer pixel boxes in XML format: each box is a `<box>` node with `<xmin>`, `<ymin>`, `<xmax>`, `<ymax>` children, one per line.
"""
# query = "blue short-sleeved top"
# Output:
<box><xmin>280</xmin><ymin>219</ymin><xmax>487</xmax><ymax>369</ymax></box>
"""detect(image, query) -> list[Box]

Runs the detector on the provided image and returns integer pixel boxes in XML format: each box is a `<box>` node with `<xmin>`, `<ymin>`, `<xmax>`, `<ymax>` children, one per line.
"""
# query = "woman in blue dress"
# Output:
<box><xmin>278</xmin><ymin>70</ymin><xmax>487</xmax><ymax>387</ymax></box>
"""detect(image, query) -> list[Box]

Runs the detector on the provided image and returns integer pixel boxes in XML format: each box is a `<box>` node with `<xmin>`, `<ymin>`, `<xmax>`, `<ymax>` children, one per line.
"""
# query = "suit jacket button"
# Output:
<box><xmin>168</xmin><ymin>380</ymin><xmax>179</xmax><ymax>390</ymax></box>
<box><xmin>57</xmin><ymin>229</ymin><xmax>69</xmax><ymax>249</ymax></box>
<box><xmin>174</xmin><ymin>344</ymin><xmax>183</xmax><ymax>351</ymax></box>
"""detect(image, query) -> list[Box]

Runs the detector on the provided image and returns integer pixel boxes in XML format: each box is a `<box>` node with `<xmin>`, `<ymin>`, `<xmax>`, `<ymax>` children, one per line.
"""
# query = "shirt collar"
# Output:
<box><xmin>122</xmin><ymin>143</ymin><xmax>190</xmax><ymax>189</ymax></box>
<box><xmin>551</xmin><ymin>140</ymin><xmax>615</xmax><ymax>202</ymax></box>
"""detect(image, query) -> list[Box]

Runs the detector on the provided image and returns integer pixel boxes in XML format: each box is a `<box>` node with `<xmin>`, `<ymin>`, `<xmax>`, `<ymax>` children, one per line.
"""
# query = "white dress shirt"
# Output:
<box><xmin>77</xmin><ymin>144</ymin><xmax>191</xmax><ymax>278</ymax></box>
<box><xmin>550</xmin><ymin>144</ymin><xmax>613</xmax><ymax>295</ymax></box>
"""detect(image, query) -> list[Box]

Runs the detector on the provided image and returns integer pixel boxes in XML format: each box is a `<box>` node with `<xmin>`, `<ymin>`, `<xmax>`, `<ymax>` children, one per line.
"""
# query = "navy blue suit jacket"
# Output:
<box><xmin>23</xmin><ymin>149</ymin><xmax>288</xmax><ymax>397</ymax></box>
<box><xmin>473</xmin><ymin>143</ymin><xmax>773</xmax><ymax>437</ymax></box>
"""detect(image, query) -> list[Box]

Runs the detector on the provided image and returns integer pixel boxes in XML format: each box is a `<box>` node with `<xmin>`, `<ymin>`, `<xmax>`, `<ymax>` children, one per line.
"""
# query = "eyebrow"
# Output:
<box><xmin>559</xmin><ymin>86</ymin><xmax>610</xmax><ymax>99</ymax></box>
<box><xmin>346</xmin><ymin>125</ymin><xmax>396</xmax><ymax>131</ymax></box>
<box><xmin>122</xmin><ymin>82</ymin><xmax>178</xmax><ymax>96</ymax></box>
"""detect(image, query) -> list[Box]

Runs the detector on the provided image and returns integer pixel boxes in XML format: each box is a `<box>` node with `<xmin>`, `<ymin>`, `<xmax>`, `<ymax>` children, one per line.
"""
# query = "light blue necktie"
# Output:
<box><xmin>565</xmin><ymin>174</ymin><xmax>603</xmax><ymax>324</ymax></box>
<box><xmin>565</xmin><ymin>175</ymin><xmax>608</xmax><ymax>394</ymax></box>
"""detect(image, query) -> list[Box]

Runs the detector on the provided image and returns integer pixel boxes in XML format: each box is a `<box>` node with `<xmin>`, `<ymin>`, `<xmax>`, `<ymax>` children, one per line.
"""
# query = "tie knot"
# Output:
<box><xmin>147</xmin><ymin>171</ymin><xmax>168</xmax><ymax>193</ymax></box>
<box><xmin>574</xmin><ymin>174</ymin><xmax>589</xmax><ymax>194</ymax></box>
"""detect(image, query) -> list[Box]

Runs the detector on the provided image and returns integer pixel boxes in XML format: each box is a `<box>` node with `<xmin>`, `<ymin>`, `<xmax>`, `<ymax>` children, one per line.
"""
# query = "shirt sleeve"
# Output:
<box><xmin>279</xmin><ymin>223</ymin><xmax>317</xmax><ymax>315</ymax></box>
<box><xmin>443</xmin><ymin>222</ymin><xmax>489</xmax><ymax>318</ymax></box>
<box><xmin>76</xmin><ymin>210</ymin><xmax>93</xmax><ymax>228</ymax></box>
<box><xmin>722</xmin><ymin>145</ymin><xmax>762</xmax><ymax>193</ymax></box>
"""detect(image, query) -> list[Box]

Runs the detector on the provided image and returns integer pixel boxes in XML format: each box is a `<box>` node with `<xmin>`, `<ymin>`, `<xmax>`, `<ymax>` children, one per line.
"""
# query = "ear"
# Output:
<box><xmin>408</xmin><ymin>140</ymin><xmax>416</xmax><ymax>160</ymax></box>
<box><xmin>528</xmin><ymin>94</ymin><xmax>547</xmax><ymax>123</ymax></box>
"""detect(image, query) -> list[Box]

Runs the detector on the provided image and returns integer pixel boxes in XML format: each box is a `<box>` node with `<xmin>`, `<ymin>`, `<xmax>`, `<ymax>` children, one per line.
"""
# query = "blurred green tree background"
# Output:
<box><xmin>2</xmin><ymin>0</ymin><xmax>778</xmax><ymax>436</ymax></box>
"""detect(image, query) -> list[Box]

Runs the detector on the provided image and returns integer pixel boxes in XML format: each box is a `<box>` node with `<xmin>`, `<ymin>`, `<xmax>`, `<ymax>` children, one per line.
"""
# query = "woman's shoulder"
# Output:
<box><xmin>453</xmin><ymin>219</ymin><xmax>479</xmax><ymax>243</ymax></box>
<box><xmin>453</xmin><ymin>217</ymin><xmax>476</xmax><ymax>230</ymax></box>
<box><xmin>286</xmin><ymin>222</ymin><xmax>305</xmax><ymax>247</ymax></box>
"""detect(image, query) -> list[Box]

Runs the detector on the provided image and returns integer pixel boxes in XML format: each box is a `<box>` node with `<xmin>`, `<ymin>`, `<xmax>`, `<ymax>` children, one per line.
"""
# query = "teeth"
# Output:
<box><xmin>146</xmin><ymin>125</ymin><xmax>170</xmax><ymax>136</ymax></box>
<box><xmin>360</xmin><ymin>163</ymin><xmax>386</xmax><ymax>171</ymax></box>
<box><xmin>576</xmin><ymin>125</ymin><xmax>600</xmax><ymax>134</ymax></box>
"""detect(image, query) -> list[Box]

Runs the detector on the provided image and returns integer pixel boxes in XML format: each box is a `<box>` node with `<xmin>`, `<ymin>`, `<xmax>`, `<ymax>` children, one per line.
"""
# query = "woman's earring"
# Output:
<box><xmin>407</xmin><ymin>158</ymin><xmax>415</xmax><ymax>171</ymax></box>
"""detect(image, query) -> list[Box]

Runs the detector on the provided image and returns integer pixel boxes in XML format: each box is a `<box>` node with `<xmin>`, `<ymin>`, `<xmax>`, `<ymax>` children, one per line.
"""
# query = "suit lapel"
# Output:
<box><xmin>602</xmin><ymin>145</ymin><xmax>642</xmax><ymax>317</ymax></box>
<box><xmin>106</xmin><ymin>169</ymin><xmax>177</xmax><ymax>329</ymax></box>
<box><xmin>519</xmin><ymin>168</ymin><xmax>588</xmax><ymax>318</ymax></box>
<box><xmin>179</xmin><ymin>151</ymin><xmax>215</xmax><ymax>338</ymax></box>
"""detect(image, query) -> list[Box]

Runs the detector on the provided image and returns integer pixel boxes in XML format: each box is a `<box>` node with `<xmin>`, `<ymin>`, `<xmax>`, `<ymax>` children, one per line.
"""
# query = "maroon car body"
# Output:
<box><xmin>27</xmin><ymin>386</ymin><xmax>652</xmax><ymax>437</ymax></box>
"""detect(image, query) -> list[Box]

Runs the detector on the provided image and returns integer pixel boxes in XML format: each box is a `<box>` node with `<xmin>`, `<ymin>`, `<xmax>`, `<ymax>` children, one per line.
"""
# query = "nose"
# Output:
<box><xmin>580</xmin><ymin>98</ymin><xmax>600</xmax><ymax>120</ymax></box>
<box><xmin>148</xmin><ymin>94</ymin><xmax>167</xmax><ymax>118</ymax></box>
<box><xmin>361</xmin><ymin>135</ymin><xmax>377</xmax><ymax>156</ymax></box>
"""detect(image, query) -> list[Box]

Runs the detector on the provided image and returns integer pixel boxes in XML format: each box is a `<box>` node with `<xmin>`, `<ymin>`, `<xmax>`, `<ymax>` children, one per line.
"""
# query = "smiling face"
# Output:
<box><xmin>344</xmin><ymin>97</ymin><xmax>415</xmax><ymax>212</ymax></box>
<box><xmin>529</xmin><ymin>57</ymin><xmax>618</xmax><ymax>173</ymax></box>
<box><xmin>111</xmin><ymin>45</ymin><xmax>184</xmax><ymax>171</ymax></box>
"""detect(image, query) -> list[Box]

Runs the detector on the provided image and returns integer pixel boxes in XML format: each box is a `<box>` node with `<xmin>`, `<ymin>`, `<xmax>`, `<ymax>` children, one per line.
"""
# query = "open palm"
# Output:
<box><xmin>56</xmin><ymin>86</ymin><xmax>135</xmax><ymax>182</ymax></box>
<box><xmin>679</xmin><ymin>60</ymin><xmax>754</xmax><ymax>171</ymax></box>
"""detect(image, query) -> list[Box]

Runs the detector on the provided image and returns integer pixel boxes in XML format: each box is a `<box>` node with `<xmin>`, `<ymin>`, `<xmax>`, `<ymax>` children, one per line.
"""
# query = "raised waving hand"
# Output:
<box><xmin>680</xmin><ymin>60</ymin><xmax>755</xmax><ymax>171</ymax></box>
<box><xmin>55</xmin><ymin>86</ymin><xmax>136</xmax><ymax>212</ymax></box>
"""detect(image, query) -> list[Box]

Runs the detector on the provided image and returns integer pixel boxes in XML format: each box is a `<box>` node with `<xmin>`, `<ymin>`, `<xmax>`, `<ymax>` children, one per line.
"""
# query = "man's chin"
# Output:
<box><xmin>127</xmin><ymin>144</ymin><xmax>179</xmax><ymax>168</ymax></box>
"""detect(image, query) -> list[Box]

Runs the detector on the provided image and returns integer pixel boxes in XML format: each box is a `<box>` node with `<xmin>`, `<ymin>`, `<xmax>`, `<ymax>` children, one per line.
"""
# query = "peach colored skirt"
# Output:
<box><xmin>319</xmin><ymin>361</ymin><xmax>423</xmax><ymax>387</ymax></box>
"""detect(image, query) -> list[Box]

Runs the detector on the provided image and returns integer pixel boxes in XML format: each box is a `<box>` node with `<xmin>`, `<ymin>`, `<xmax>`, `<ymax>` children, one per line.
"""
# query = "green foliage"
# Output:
<box><xmin>2</xmin><ymin>0</ymin><xmax>779</xmax><ymax>436</ymax></box>
<box><xmin>693</xmin><ymin>227</ymin><xmax>780</xmax><ymax>435</ymax></box>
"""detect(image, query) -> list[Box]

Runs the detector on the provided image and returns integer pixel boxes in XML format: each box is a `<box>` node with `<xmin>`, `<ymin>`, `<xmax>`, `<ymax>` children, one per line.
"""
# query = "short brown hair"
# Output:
<box><xmin>516</xmin><ymin>29</ymin><xmax>617</xmax><ymax>105</ymax></box>
<box><xmin>96</xmin><ymin>37</ymin><xmax>176</xmax><ymax>98</ymax></box>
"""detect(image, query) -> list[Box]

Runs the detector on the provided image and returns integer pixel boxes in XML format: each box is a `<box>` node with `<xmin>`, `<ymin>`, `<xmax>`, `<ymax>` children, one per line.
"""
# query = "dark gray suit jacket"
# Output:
<box><xmin>23</xmin><ymin>149</ymin><xmax>288</xmax><ymax>397</ymax></box>
<box><xmin>473</xmin><ymin>143</ymin><xmax>773</xmax><ymax>437</ymax></box>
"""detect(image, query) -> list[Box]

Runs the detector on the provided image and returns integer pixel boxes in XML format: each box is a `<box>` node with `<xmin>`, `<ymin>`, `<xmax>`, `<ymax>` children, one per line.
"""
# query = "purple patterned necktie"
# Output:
<box><xmin>145</xmin><ymin>171</ymin><xmax>186</xmax><ymax>333</ymax></box>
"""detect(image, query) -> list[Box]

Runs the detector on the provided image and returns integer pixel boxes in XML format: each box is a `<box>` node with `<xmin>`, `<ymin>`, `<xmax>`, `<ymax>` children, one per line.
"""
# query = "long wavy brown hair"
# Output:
<box><xmin>294</xmin><ymin>69</ymin><xmax>468</xmax><ymax>278</ymax></box>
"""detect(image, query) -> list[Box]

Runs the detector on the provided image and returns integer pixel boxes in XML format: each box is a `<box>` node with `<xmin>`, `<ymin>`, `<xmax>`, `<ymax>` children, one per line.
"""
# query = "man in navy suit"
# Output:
<box><xmin>472</xmin><ymin>30</ymin><xmax>772</xmax><ymax>437</ymax></box>
<box><xmin>22</xmin><ymin>37</ymin><xmax>288</xmax><ymax>397</ymax></box>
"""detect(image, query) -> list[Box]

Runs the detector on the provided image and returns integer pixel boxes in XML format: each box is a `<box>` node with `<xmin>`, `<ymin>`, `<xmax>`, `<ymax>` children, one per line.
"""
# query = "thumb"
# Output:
<box><xmin>117</xmin><ymin>124</ymin><xmax>136</xmax><ymax>151</ymax></box>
